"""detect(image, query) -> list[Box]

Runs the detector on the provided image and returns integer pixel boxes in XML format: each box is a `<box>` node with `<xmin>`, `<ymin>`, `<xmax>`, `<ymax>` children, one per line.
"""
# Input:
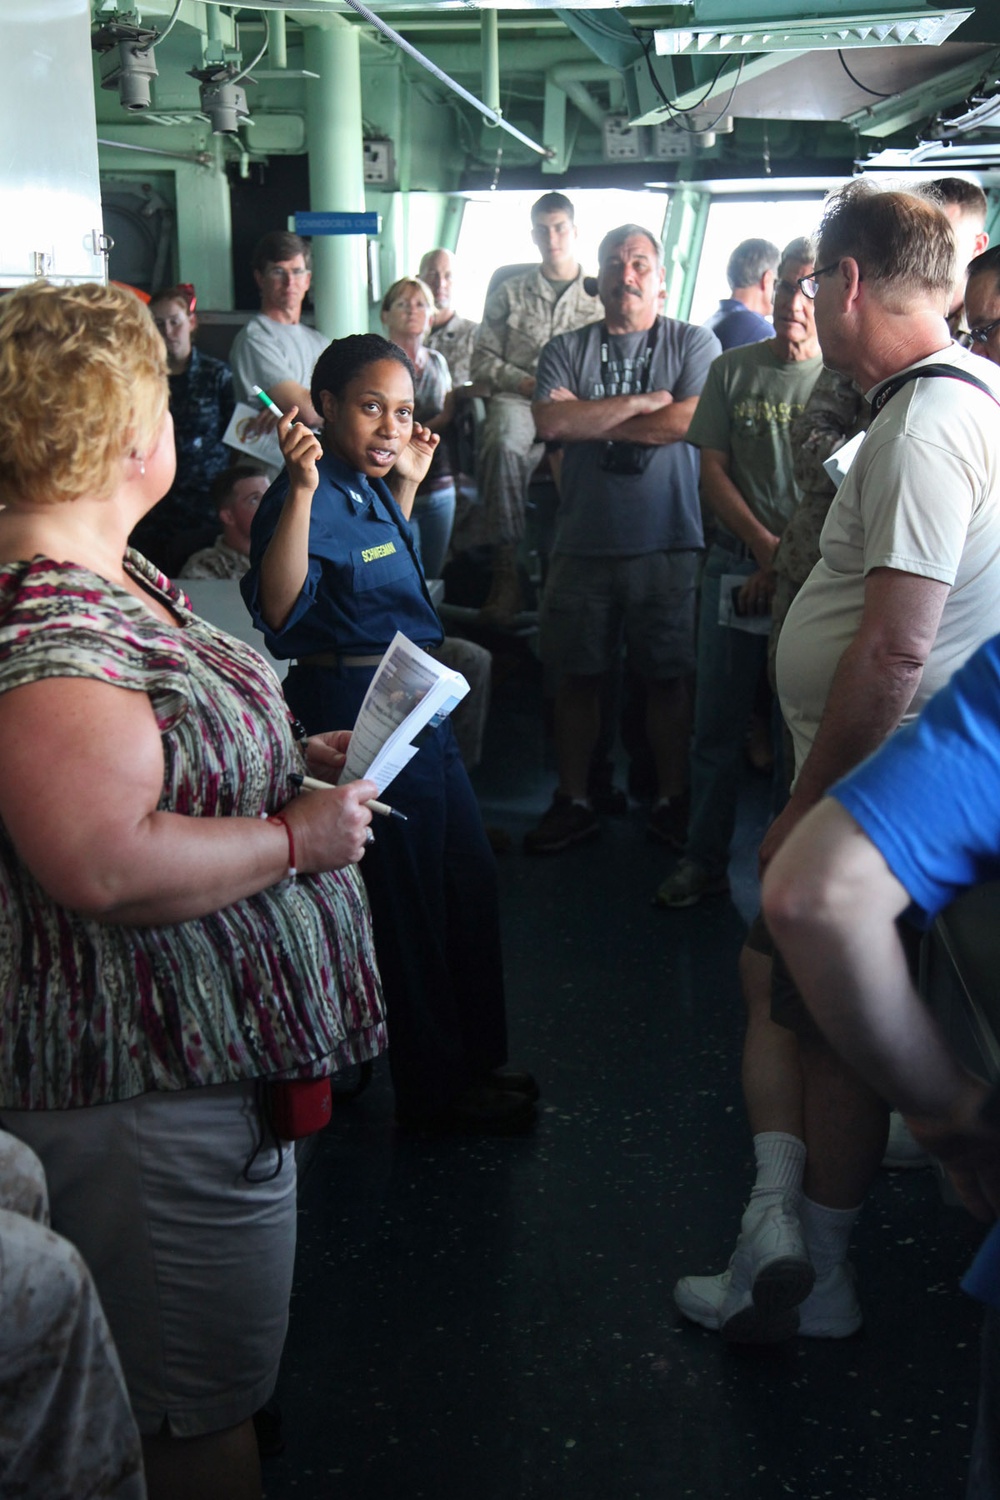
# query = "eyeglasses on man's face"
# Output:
<box><xmin>796</xmin><ymin>263</ymin><xmax>839</xmax><ymax>299</ymax></box>
<box><xmin>969</xmin><ymin>316</ymin><xmax>1000</xmax><ymax>346</ymax></box>
<box><xmin>264</xmin><ymin>264</ymin><xmax>308</xmax><ymax>282</ymax></box>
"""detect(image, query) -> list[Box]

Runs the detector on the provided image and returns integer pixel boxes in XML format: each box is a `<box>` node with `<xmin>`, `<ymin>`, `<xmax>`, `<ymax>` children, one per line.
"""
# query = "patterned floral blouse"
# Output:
<box><xmin>0</xmin><ymin>552</ymin><xmax>386</xmax><ymax>1110</ymax></box>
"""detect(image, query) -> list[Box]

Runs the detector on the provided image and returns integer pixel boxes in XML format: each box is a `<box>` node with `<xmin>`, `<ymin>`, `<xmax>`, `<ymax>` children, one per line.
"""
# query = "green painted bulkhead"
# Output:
<box><xmin>27</xmin><ymin>2</ymin><xmax>1000</xmax><ymax>319</ymax></box>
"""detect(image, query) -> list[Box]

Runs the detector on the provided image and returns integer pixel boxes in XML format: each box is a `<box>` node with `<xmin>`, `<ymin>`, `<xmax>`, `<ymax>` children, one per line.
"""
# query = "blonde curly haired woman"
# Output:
<box><xmin>0</xmin><ymin>281</ymin><xmax>385</xmax><ymax>1500</ymax></box>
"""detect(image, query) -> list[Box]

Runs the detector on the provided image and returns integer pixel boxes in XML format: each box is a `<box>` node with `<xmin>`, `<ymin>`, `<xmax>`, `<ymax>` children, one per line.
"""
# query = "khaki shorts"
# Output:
<box><xmin>752</xmin><ymin>912</ymin><xmax>922</xmax><ymax>1042</ymax></box>
<box><xmin>539</xmin><ymin>550</ymin><xmax>699</xmax><ymax>680</ymax></box>
<box><xmin>3</xmin><ymin>1082</ymin><xmax>297</xmax><ymax>1437</ymax></box>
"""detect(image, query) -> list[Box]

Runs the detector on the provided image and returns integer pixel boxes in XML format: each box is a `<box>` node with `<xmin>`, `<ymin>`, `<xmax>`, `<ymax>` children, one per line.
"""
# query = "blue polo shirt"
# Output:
<box><xmin>703</xmin><ymin>299</ymin><xmax>773</xmax><ymax>352</ymax></box>
<box><xmin>242</xmin><ymin>450</ymin><xmax>443</xmax><ymax>659</ymax></box>
<box><xmin>832</xmin><ymin>634</ymin><xmax>1000</xmax><ymax>1309</ymax></box>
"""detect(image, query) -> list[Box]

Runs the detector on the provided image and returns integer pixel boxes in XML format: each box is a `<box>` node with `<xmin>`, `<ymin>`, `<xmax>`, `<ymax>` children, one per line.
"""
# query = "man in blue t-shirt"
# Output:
<box><xmin>522</xmin><ymin>223</ymin><xmax>720</xmax><ymax>855</ymax></box>
<box><xmin>763</xmin><ymin>636</ymin><xmax>1000</xmax><ymax>1498</ymax></box>
<box><xmin>703</xmin><ymin>237</ymin><xmax>779</xmax><ymax>351</ymax></box>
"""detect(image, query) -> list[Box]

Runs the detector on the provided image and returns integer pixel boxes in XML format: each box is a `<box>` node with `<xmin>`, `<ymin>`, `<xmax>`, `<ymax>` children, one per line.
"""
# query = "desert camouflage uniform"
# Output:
<box><xmin>0</xmin><ymin>1131</ymin><xmax>146</xmax><ymax>1498</ymax></box>
<box><xmin>179</xmin><ymin>536</ymin><xmax>250</xmax><ymax>580</ymax></box>
<box><xmin>769</xmin><ymin>365</ymin><xmax>868</xmax><ymax>688</ymax></box>
<box><xmin>471</xmin><ymin>269</ymin><xmax>602</xmax><ymax>544</ymax></box>
<box><xmin>427</xmin><ymin>313</ymin><xmax>479</xmax><ymax>388</ymax></box>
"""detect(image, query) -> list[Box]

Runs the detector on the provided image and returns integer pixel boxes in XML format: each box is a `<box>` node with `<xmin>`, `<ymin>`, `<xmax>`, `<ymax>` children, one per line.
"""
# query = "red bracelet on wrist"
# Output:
<box><xmin>265</xmin><ymin>813</ymin><xmax>297</xmax><ymax>881</ymax></box>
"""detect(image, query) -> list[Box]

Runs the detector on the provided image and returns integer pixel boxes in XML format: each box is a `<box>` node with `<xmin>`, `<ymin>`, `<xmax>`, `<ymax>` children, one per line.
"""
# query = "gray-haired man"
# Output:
<box><xmin>523</xmin><ymin>224</ymin><xmax>720</xmax><ymax>854</ymax></box>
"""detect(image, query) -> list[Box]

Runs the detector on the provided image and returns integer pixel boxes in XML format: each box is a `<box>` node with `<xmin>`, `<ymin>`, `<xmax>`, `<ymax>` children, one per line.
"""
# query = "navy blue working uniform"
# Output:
<box><xmin>242</xmin><ymin>450</ymin><xmax>508</xmax><ymax>1120</ymax></box>
<box><xmin>132</xmin><ymin>347</ymin><xmax>236</xmax><ymax>573</ymax></box>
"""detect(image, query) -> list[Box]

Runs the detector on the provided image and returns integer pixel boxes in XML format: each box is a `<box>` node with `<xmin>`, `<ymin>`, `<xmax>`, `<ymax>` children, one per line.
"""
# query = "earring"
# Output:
<box><xmin>131</xmin><ymin>452</ymin><xmax>146</xmax><ymax>477</ymax></box>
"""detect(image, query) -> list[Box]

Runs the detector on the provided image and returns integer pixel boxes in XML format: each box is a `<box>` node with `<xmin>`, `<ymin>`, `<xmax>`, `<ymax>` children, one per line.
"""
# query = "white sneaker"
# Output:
<box><xmin>797</xmin><ymin>1262</ymin><xmax>863</xmax><ymax>1338</ymax></box>
<box><xmin>882</xmin><ymin>1110</ymin><xmax>930</xmax><ymax>1170</ymax></box>
<box><xmin>673</xmin><ymin>1203</ymin><xmax>814</xmax><ymax>1343</ymax></box>
<box><xmin>674</xmin><ymin>1264</ymin><xmax>801</xmax><ymax>1343</ymax></box>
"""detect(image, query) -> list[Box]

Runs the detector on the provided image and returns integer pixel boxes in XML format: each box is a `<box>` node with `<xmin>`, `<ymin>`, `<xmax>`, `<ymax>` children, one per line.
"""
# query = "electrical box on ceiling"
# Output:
<box><xmin>602</xmin><ymin>115</ymin><xmax>642</xmax><ymax>161</ymax></box>
<box><xmin>363</xmin><ymin>138</ymin><xmax>395</xmax><ymax>184</ymax></box>
<box><xmin>653</xmin><ymin>120</ymin><xmax>691</xmax><ymax>160</ymax></box>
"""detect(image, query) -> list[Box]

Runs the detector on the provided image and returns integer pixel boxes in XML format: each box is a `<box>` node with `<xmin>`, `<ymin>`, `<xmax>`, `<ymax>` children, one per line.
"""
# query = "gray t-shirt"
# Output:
<box><xmin>535</xmin><ymin>317</ymin><xmax>721</xmax><ymax>556</ymax></box>
<box><xmin>229</xmin><ymin>314</ymin><xmax>329</xmax><ymax>404</ymax></box>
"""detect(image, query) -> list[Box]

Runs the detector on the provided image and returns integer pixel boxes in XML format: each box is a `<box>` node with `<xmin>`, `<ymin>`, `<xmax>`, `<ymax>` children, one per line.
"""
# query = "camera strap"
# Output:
<box><xmin>871</xmin><ymin>362</ymin><xmax>1000</xmax><ymax>416</ymax></box>
<box><xmin>600</xmin><ymin>317</ymin><xmax>660</xmax><ymax>397</ymax></box>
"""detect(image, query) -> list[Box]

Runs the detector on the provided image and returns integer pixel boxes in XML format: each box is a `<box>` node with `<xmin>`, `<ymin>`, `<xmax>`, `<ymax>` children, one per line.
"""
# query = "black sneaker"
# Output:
<box><xmin>587</xmin><ymin>759</ymin><xmax>628</xmax><ymax>816</ymax></box>
<box><xmin>487</xmin><ymin>1068</ymin><xmax>541</xmax><ymax>1102</ymax></box>
<box><xmin>523</xmin><ymin>794</ymin><xmax>600</xmax><ymax>855</ymax></box>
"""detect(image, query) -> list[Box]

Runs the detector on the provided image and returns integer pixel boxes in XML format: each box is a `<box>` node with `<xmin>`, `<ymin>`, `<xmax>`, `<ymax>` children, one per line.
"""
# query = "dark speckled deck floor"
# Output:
<box><xmin>262</xmin><ymin>652</ymin><xmax>986</xmax><ymax>1500</ymax></box>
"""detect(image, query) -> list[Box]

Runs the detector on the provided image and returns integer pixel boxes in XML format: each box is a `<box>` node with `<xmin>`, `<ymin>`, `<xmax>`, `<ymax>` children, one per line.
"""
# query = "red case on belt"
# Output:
<box><xmin>269</xmin><ymin>1078</ymin><xmax>332</xmax><ymax>1139</ymax></box>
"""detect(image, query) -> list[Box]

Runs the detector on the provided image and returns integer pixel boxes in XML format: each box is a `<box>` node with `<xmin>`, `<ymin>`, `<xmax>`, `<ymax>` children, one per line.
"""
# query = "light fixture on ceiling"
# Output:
<box><xmin>859</xmin><ymin>140</ymin><xmax>1000</xmax><ymax>167</ymax></box>
<box><xmin>189</xmin><ymin>64</ymin><xmax>253</xmax><ymax>135</ymax></box>
<box><xmin>91</xmin><ymin>15</ymin><xmax>159</xmax><ymax>111</ymax></box>
<box><xmin>189</xmin><ymin>8</ymin><xmax>272</xmax><ymax>137</ymax></box>
<box><xmin>653</xmin><ymin>8</ymin><xmax>972</xmax><ymax>56</ymax></box>
<box><xmin>934</xmin><ymin>90</ymin><xmax>1000</xmax><ymax>137</ymax></box>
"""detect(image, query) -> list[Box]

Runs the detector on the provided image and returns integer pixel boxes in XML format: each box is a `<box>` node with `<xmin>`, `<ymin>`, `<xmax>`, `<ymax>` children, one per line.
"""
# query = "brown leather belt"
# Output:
<box><xmin>295</xmin><ymin>652</ymin><xmax>384</xmax><ymax>669</ymax></box>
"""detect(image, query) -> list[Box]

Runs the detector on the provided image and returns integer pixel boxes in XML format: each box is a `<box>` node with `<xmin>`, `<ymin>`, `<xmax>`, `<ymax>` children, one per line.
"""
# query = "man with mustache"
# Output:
<box><xmin>523</xmin><ymin>224</ymin><xmax>719</xmax><ymax>854</ymax></box>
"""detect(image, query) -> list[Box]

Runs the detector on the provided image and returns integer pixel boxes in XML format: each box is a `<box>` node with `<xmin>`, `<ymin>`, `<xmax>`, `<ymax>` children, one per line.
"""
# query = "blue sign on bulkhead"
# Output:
<box><xmin>294</xmin><ymin>211</ymin><xmax>380</xmax><ymax>236</ymax></box>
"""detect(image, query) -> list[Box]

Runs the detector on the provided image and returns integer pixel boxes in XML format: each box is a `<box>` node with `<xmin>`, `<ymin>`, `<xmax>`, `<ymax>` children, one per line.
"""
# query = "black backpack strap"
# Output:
<box><xmin>871</xmin><ymin>362</ymin><xmax>1000</xmax><ymax>415</ymax></box>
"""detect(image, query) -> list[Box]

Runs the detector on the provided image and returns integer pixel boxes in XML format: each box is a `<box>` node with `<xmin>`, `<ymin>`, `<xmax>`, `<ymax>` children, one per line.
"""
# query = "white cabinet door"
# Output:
<box><xmin>1</xmin><ymin>0</ymin><xmax>106</xmax><ymax>287</ymax></box>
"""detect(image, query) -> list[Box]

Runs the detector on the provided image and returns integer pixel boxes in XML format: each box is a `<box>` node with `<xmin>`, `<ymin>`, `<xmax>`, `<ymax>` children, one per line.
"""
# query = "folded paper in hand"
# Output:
<box><xmin>222</xmin><ymin>402</ymin><xmax>285</xmax><ymax>469</ymax></box>
<box><xmin>718</xmin><ymin>572</ymin><xmax>770</xmax><ymax>636</ymax></box>
<box><xmin>338</xmin><ymin>632</ymin><xmax>470</xmax><ymax>793</ymax></box>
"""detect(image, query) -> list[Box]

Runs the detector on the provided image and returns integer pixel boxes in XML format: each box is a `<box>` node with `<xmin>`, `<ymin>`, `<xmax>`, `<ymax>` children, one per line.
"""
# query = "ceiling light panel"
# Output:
<box><xmin>654</xmin><ymin>9</ymin><xmax>973</xmax><ymax>55</ymax></box>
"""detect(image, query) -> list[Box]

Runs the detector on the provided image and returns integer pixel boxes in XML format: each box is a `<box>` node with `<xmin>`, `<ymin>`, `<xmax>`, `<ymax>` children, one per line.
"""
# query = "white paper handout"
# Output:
<box><xmin>821</xmin><ymin>429</ymin><xmax>865</xmax><ymax>489</ymax></box>
<box><xmin>339</xmin><ymin>632</ymin><xmax>470</xmax><ymax>794</ymax></box>
<box><xmin>222</xmin><ymin>402</ymin><xmax>285</xmax><ymax>469</ymax></box>
<box><xmin>718</xmin><ymin>571</ymin><xmax>771</xmax><ymax>636</ymax></box>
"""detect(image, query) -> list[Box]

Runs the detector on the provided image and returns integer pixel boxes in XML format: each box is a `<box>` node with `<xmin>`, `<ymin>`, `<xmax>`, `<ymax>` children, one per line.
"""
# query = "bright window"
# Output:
<box><xmin>454</xmin><ymin>188</ymin><xmax>669</xmax><ymax>321</ymax></box>
<box><xmin>687</xmin><ymin>197</ymin><xmax>824</xmax><ymax>326</ymax></box>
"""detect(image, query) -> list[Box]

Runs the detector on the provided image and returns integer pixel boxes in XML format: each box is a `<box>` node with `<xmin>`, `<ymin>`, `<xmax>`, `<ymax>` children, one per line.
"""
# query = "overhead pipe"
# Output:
<box><xmin>335</xmin><ymin>0</ymin><xmax>553</xmax><ymax>158</ymax></box>
<box><xmin>542</xmin><ymin>60</ymin><xmax>617</xmax><ymax>170</ymax></box>
<box><xmin>199</xmin><ymin>0</ymin><xmax>553</xmax><ymax>157</ymax></box>
<box><xmin>547</xmin><ymin>62</ymin><xmax>617</xmax><ymax>130</ymax></box>
<box><xmin>270</xmin><ymin>10</ymin><xmax>288</xmax><ymax>69</ymax></box>
<box><xmin>481</xmin><ymin>10</ymin><xmax>500</xmax><ymax>125</ymax></box>
<box><xmin>302</xmin><ymin>16</ymin><xmax>368</xmax><ymax>338</ymax></box>
<box><xmin>97</xmin><ymin>136</ymin><xmax>213</xmax><ymax>166</ymax></box>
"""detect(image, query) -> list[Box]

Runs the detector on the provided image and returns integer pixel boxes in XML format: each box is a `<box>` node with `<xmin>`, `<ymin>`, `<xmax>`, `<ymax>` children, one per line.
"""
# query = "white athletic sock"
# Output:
<box><xmin>799</xmin><ymin>1194</ymin><xmax>861</xmax><ymax>1278</ymax></box>
<box><xmin>743</xmin><ymin>1132</ymin><xmax>806</xmax><ymax>1225</ymax></box>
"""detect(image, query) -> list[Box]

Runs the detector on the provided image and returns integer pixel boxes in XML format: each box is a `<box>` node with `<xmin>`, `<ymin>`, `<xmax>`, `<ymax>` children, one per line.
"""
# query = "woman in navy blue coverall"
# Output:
<box><xmin>242</xmin><ymin>334</ymin><xmax>535</xmax><ymax>1133</ymax></box>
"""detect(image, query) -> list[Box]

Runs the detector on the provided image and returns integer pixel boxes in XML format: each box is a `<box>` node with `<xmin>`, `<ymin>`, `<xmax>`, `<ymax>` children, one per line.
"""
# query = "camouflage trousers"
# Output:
<box><xmin>476</xmin><ymin>394</ymin><xmax>544</xmax><ymax>547</ymax></box>
<box><xmin>0</xmin><ymin>1130</ymin><xmax>146</xmax><ymax>1497</ymax></box>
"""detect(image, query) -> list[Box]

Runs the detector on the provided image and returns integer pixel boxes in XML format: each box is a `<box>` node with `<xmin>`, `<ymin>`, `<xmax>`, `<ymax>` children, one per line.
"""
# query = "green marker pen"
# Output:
<box><xmin>251</xmin><ymin>384</ymin><xmax>285</xmax><ymax>420</ymax></box>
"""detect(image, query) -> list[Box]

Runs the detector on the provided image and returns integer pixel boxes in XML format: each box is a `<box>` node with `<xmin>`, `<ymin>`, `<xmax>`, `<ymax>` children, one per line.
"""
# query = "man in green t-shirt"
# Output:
<box><xmin>654</xmin><ymin>237</ymin><xmax>823</xmax><ymax>907</ymax></box>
